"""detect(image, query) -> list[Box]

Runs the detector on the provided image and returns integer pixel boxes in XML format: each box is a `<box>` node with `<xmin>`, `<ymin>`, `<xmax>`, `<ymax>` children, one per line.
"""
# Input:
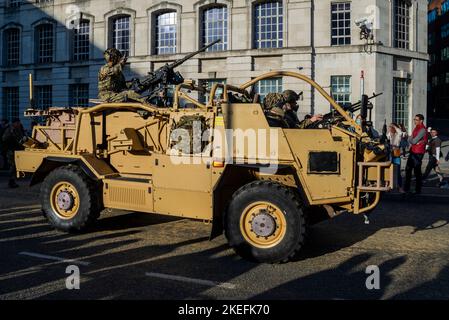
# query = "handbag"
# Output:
<box><xmin>393</xmin><ymin>148</ymin><xmax>401</xmax><ymax>158</ymax></box>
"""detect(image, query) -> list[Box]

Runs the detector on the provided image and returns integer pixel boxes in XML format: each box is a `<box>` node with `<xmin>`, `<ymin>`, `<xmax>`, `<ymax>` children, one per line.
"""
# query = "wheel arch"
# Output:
<box><xmin>210</xmin><ymin>164</ymin><xmax>306</xmax><ymax>240</ymax></box>
<box><xmin>30</xmin><ymin>157</ymin><xmax>98</xmax><ymax>187</ymax></box>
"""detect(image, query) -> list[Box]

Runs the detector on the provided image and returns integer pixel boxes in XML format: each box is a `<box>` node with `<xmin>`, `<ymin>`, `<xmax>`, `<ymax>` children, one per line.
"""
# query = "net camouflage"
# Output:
<box><xmin>170</xmin><ymin>115</ymin><xmax>209</xmax><ymax>154</ymax></box>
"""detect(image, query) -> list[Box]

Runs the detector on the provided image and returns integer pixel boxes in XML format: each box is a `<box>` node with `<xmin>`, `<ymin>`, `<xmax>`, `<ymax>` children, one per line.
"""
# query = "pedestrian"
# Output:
<box><xmin>423</xmin><ymin>128</ymin><xmax>444</xmax><ymax>186</ymax></box>
<box><xmin>399</xmin><ymin>123</ymin><xmax>409</xmax><ymax>157</ymax></box>
<box><xmin>404</xmin><ymin>114</ymin><xmax>428</xmax><ymax>195</ymax></box>
<box><xmin>2</xmin><ymin>118</ymin><xmax>25</xmax><ymax>188</ymax></box>
<box><xmin>0</xmin><ymin>119</ymin><xmax>9</xmax><ymax>170</ymax></box>
<box><xmin>387</xmin><ymin>123</ymin><xmax>404</xmax><ymax>193</ymax></box>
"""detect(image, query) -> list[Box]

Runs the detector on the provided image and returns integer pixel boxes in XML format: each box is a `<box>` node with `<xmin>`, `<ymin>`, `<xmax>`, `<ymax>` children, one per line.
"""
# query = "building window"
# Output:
<box><xmin>427</xmin><ymin>32</ymin><xmax>434</xmax><ymax>47</ymax></box>
<box><xmin>432</xmin><ymin>76</ymin><xmax>438</xmax><ymax>87</ymax></box>
<box><xmin>112</xmin><ymin>16</ymin><xmax>130</xmax><ymax>56</ymax></box>
<box><xmin>70</xmin><ymin>84</ymin><xmax>89</xmax><ymax>107</ymax></box>
<box><xmin>442</xmin><ymin>47</ymin><xmax>449</xmax><ymax>61</ymax></box>
<box><xmin>36</xmin><ymin>24</ymin><xmax>53</xmax><ymax>63</ymax></box>
<box><xmin>442</xmin><ymin>0</ymin><xmax>449</xmax><ymax>15</ymax></box>
<box><xmin>73</xmin><ymin>20</ymin><xmax>90</xmax><ymax>61</ymax></box>
<box><xmin>2</xmin><ymin>87</ymin><xmax>19</xmax><ymax>120</ymax></box>
<box><xmin>155</xmin><ymin>11</ymin><xmax>177</xmax><ymax>55</ymax></box>
<box><xmin>331</xmin><ymin>2</ymin><xmax>351</xmax><ymax>46</ymax></box>
<box><xmin>255</xmin><ymin>78</ymin><xmax>283</xmax><ymax>102</ymax></box>
<box><xmin>393</xmin><ymin>78</ymin><xmax>410</xmax><ymax>128</ymax></box>
<box><xmin>5</xmin><ymin>28</ymin><xmax>20</xmax><ymax>66</ymax></box>
<box><xmin>254</xmin><ymin>1</ymin><xmax>283</xmax><ymax>49</ymax></box>
<box><xmin>35</xmin><ymin>85</ymin><xmax>52</xmax><ymax>109</ymax></box>
<box><xmin>331</xmin><ymin>76</ymin><xmax>352</xmax><ymax>108</ymax></box>
<box><xmin>202</xmin><ymin>6</ymin><xmax>228</xmax><ymax>51</ymax></box>
<box><xmin>442</xmin><ymin>24</ymin><xmax>449</xmax><ymax>38</ymax></box>
<box><xmin>199</xmin><ymin>79</ymin><xmax>226</xmax><ymax>104</ymax></box>
<box><xmin>428</xmin><ymin>9</ymin><xmax>437</xmax><ymax>24</ymax></box>
<box><xmin>8</xmin><ymin>0</ymin><xmax>21</xmax><ymax>8</ymax></box>
<box><xmin>394</xmin><ymin>0</ymin><xmax>410</xmax><ymax>49</ymax></box>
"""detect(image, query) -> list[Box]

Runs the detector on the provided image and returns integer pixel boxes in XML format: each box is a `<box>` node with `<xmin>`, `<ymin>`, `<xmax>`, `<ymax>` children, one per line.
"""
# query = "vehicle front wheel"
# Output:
<box><xmin>225</xmin><ymin>181</ymin><xmax>306</xmax><ymax>263</ymax></box>
<box><xmin>41</xmin><ymin>165</ymin><xmax>102</xmax><ymax>232</ymax></box>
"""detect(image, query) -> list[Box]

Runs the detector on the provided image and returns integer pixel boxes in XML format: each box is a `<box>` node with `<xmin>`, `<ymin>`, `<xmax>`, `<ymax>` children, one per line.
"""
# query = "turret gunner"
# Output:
<box><xmin>98</xmin><ymin>48</ymin><xmax>146</xmax><ymax>103</ymax></box>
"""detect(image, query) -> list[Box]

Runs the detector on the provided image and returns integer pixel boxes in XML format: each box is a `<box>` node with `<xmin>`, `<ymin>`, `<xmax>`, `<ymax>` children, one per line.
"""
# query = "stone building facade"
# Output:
<box><xmin>0</xmin><ymin>0</ymin><xmax>428</xmax><ymax>130</ymax></box>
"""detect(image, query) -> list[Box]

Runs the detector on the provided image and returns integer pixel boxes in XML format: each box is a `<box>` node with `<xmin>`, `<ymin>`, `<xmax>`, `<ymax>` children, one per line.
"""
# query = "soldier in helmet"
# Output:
<box><xmin>263</xmin><ymin>93</ymin><xmax>289</xmax><ymax>128</ymax></box>
<box><xmin>282</xmin><ymin>90</ymin><xmax>323</xmax><ymax>129</ymax></box>
<box><xmin>264</xmin><ymin>90</ymin><xmax>323</xmax><ymax>129</ymax></box>
<box><xmin>98</xmin><ymin>48</ymin><xmax>146</xmax><ymax>103</ymax></box>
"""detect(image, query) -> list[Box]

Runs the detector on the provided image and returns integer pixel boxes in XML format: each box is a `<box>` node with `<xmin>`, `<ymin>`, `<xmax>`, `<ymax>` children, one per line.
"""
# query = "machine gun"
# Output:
<box><xmin>310</xmin><ymin>92</ymin><xmax>383</xmax><ymax>130</ymax></box>
<box><xmin>345</xmin><ymin>92</ymin><xmax>383</xmax><ymax>117</ymax></box>
<box><xmin>134</xmin><ymin>39</ymin><xmax>221</xmax><ymax>98</ymax></box>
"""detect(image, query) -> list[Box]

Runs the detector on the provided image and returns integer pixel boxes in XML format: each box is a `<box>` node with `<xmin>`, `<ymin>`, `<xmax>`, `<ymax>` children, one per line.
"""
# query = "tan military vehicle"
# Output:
<box><xmin>15</xmin><ymin>71</ymin><xmax>394</xmax><ymax>263</ymax></box>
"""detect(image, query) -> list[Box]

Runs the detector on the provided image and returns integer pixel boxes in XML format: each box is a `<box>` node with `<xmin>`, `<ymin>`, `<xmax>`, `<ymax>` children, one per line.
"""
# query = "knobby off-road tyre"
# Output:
<box><xmin>225</xmin><ymin>181</ymin><xmax>306</xmax><ymax>263</ymax></box>
<box><xmin>41</xmin><ymin>165</ymin><xmax>102</xmax><ymax>232</ymax></box>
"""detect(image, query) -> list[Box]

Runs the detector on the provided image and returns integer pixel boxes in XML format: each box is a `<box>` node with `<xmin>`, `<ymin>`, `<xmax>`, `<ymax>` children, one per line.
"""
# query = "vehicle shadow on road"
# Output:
<box><xmin>294</xmin><ymin>198</ymin><xmax>449</xmax><ymax>261</ymax></box>
<box><xmin>391</xmin><ymin>264</ymin><xmax>449</xmax><ymax>299</ymax></box>
<box><xmin>251</xmin><ymin>253</ymin><xmax>407</xmax><ymax>300</ymax></box>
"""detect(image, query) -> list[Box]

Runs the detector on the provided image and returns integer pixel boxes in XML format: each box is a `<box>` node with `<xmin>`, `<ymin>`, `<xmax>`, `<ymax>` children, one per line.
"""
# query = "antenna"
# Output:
<box><xmin>29</xmin><ymin>73</ymin><xmax>36</xmax><ymax>108</ymax></box>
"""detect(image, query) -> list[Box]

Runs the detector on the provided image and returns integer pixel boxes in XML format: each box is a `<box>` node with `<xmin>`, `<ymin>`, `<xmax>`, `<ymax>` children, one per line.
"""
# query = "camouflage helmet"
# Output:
<box><xmin>282</xmin><ymin>90</ymin><xmax>300</xmax><ymax>103</ymax></box>
<box><xmin>104</xmin><ymin>48</ymin><xmax>123</xmax><ymax>62</ymax></box>
<box><xmin>263</xmin><ymin>93</ymin><xmax>286</xmax><ymax>110</ymax></box>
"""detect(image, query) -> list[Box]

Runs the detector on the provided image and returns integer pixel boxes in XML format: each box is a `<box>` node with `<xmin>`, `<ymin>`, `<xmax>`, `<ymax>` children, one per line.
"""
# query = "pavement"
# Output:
<box><xmin>0</xmin><ymin>168</ymin><xmax>448</xmax><ymax>300</ymax></box>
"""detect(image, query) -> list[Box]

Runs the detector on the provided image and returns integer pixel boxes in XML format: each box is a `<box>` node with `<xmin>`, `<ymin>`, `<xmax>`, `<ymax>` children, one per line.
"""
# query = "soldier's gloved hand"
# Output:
<box><xmin>311</xmin><ymin>114</ymin><xmax>323</xmax><ymax>122</ymax></box>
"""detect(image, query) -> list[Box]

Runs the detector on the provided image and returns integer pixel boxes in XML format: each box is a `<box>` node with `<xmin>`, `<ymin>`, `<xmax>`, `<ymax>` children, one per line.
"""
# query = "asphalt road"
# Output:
<box><xmin>0</xmin><ymin>175</ymin><xmax>448</xmax><ymax>300</ymax></box>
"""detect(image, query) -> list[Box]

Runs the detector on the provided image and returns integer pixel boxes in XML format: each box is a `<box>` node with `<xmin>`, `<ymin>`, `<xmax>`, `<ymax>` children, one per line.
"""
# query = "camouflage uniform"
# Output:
<box><xmin>263</xmin><ymin>93</ymin><xmax>289</xmax><ymax>128</ymax></box>
<box><xmin>298</xmin><ymin>118</ymin><xmax>313</xmax><ymax>129</ymax></box>
<box><xmin>98</xmin><ymin>49</ymin><xmax>146</xmax><ymax>104</ymax></box>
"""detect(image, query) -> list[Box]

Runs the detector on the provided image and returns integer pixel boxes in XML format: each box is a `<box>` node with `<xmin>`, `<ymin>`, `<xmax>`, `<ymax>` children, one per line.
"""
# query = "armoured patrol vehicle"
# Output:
<box><xmin>15</xmin><ymin>69</ymin><xmax>394</xmax><ymax>263</ymax></box>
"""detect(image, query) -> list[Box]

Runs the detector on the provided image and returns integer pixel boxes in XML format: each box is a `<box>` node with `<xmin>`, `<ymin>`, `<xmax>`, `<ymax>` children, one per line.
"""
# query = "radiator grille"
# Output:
<box><xmin>109</xmin><ymin>187</ymin><xmax>146</xmax><ymax>206</ymax></box>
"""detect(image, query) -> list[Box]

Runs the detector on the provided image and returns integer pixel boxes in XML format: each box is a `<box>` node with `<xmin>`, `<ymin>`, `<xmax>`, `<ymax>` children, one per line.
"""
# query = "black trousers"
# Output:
<box><xmin>423</xmin><ymin>156</ymin><xmax>444</xmax><ymax>182</ymax></box>
<box><xmin>404</xmin><ymin>152</ymin><xmax>424</xmax><ymax>193</ymax></box>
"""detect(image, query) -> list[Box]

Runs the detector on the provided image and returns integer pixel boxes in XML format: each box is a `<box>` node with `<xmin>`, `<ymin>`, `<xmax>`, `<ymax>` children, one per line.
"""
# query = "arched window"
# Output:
<box><xmin>36</xmin><ymin>23</ymin><xmax>53</xmax><ymax>63</ymax></box>
<box><xmin>4</xmin><ymin>28</ymin><xmax>20</xmax><ymax>66</ymax></box>
<box><xmin>73</xmin><ymin>19</ymin><xmax>90</xmax><ymax>61</ymax></box>
<box><xmin>155</xmin><ymin>11</ymin><xmax>177</xmax><ymax>55</ymax></box>
<box><xmin>202</xmin><ymin>6</ymin><xmax>228</xmax><ymax>51</ymax></box>
<box><xmin>112</xmin><ymin>15</ymin><xmax>130</xmax><ymax>56</ymax></box>
<box><xmin>253</xmin><ymin>1</ymin><xmax>283</xmax><ymax>49</ymax></box>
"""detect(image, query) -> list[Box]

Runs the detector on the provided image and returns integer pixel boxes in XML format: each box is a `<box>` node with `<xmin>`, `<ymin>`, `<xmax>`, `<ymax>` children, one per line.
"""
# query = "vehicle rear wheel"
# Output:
<box><xmin>225</xmin><ymin>181</ymin><xmax>306</xmax><ymax>263</ymax></box>
<box><xmin>41</xmin><ymin>165</ymin><xmax>102</xmax><ymax>232</ymax></box>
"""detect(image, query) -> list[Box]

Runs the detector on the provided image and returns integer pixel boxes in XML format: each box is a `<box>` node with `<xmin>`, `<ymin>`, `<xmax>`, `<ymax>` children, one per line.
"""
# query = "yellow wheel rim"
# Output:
<box><xmin>240</xmin><ymin>201</ymin><xmax>287</xmax><ymax>249</ymax></box>
<box><xmin>50</xmin><ymin>181</ymin><xmax>80</xmax><ymax>219</ymax></box>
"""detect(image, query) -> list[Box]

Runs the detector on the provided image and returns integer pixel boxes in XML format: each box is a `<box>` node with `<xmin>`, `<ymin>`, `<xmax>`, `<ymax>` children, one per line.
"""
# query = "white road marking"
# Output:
<box><xmin>145</xmin><ymin>272</ymin><xmax>236</xmax><ymax>289</ymax></box>
<box><xmin>0</xmin><ymin>205</ymin><xmax>41</xmax><ymax>213</ymax></box>
<box><xmin>18</xmin><ymin>251</ymin><xmax>91</xmax><ymax>266</ymax></box>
